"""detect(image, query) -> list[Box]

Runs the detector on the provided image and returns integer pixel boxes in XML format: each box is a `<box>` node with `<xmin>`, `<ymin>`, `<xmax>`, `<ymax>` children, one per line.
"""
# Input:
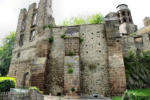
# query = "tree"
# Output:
<box><xmin>61</xmin><ymin>13</ymin><xmax>104</xmax><ymax>26</ymax></box>
<box><xmin>0</xmin><ymin>32</ymin><xmax>16</xmax><ymax>76</ymax></box>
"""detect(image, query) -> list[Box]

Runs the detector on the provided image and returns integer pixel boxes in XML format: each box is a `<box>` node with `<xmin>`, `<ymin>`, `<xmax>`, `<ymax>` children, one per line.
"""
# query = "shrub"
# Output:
<box><xmin>71</xmin><ymin>87</ymin><xmax>75</xmax><ymax>92</ymax></box>
<box><xmin>124</xmin><ymin>50</ymin><xmax>150</xmax><ymax>89</ymax></box>
<box><xmin>68</xmin><ymin>67</ymin><xmax>73</xmax><ymax>74</ymax></box>
<box><xmin>61</xmin><ymin>34</ymin><xmax>65</xmax><ymax>39</ymax></box>
<box><xmin>79</xmin><ymin>38</ymin><xmax>84</xmax><ymax>43</ymax></box>
<box><xmin>43</xmin><ymin>25</ymin><xmax>48</xmax><ymax>29</ymax></box>
<box><xmin>48</xmin><ymin>24</ymin><xmax>53</xmax><ymax>29</ymax></box>
<box><xmin>68</xmin><ymin>50</ymin><xmax>74</xmax><ymax>56</ymax></box>
<box><xmin>0</xmin><ymin>77</ymin><xmax>16</xmax><ymax>92</ymax></box>
<box><xmin>49</xmin><ymin>36</ymin><xmax>54</xmax><ymax>43</ymax></box>
<box><xmin>29</xmin><ymin>86</ymin><xmax>41</xmax><ymax>93</ymax></box>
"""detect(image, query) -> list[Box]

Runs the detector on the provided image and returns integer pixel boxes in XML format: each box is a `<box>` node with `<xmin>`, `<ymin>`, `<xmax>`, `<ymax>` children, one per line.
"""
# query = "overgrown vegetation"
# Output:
<box><xmin>129</xmin><ymin>32</ymin><xmax>136</xmax><ymax>36</ymax></box>
<box><xmin>49</xmin><ymin>36</ymin><xmax>54</xmax><ymax>43</ymax></box>
<box><xmin>79</xmin><ymin>38</ymin><xmax>84</xmax><ymax>43</ymax></box>
<box><xmin>61</xmin><ymin>34</ymin><xmax>65</xmax><ymax>39</ymax></box>
<box><xmin>71</xmin><ymin>87</ymin><xmax>75</xmax><ymax>92</ymax></box>
<box><xmin>68</xmin><ymin>50</ymin><xmax>74</xmax><ymax>56</ymax></box>
<box><xmin>124</xmin><ymin>50</ymin><xmax>150</xmax><ymax>89</ymax></box>
<box><xmin>61</xmin><ymin>13</ymin><xmax>104</xmax><ymax>26</ymax></box>
<box><xmin>67</xmin><ymin>67</ymin><xmax>73</xmax><ymax>74</ymax></box>
<box><xmin>0</xmin><ymin>32</ymin><xmax>15</xmax><ymax>76</ymax></box>
<box><xmin>112</xmin><ymin>89</ymin><xmax>150</xmax><ymax>100</ymax></box>
<box><xmin>43</xmin><ymin>24</ymin><xmax>53</xmax><ymax>29</ymax></box>
<box><xmin>29</xmin><ymin>86</ymin><xmax>41</xmax><ymax>93</ymax></box>
<box><xmin>0</xmin><ymin>77</ymin><xmax>16</xmax><ymax>92</ymax></box>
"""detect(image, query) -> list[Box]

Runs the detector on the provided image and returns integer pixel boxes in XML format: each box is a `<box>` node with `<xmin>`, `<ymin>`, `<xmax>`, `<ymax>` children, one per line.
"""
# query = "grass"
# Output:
<box><xmin>112</xmin><ymin>89</ymin><xmax>150</xmax><ymax>100</ymax></box>
<box><xmin>128</xmin><ymin>88</ymin><xmax>150</xmax><ymax>97</ymax></box>
<box><xmin>112</xmin><ymin>97</ymin><xmax>121</xmax><ymax>100</ymax></box>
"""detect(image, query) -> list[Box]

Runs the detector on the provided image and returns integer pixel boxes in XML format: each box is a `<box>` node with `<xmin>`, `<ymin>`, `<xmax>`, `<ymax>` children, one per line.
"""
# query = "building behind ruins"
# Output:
<box><xmin>8</xmin><ymin>0</ymin><xmax>150</xmax><ymax>98</ymax></box>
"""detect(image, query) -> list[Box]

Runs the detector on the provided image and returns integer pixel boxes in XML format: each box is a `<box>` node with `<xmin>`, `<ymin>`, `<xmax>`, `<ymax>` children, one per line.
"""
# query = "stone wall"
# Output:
<box><xmin>122</xmin><ymin>32</ymin><xmax>150</xmax><ymax>56</ymax></box>
<box><xmin>46</xmin><ymin>27</ymin><xmax>66</xmax><ymax>95</ymax></box>
<box><xmin>8</xmin><ymin>0</ymin><xmax>129</xmax><ymax>96</ymax></box>
<box><xmin>80</xmin><ymin>24</ymin><xmax>110</xmax><ymax>97</ymax></box>
<box><xmin>8</xmin><ymin>0</ymin><xmax>55</xmax><ymax>92</ymax></box>
<box><xmin>105</xmin><ymin>21</ymin><xmax>126</xmax><ymax>96</ymax></box>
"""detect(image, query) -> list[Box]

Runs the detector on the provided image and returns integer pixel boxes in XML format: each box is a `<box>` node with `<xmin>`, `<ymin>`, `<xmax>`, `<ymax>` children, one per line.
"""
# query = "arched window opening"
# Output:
<box><xmin>32</xmin><ymin>13</ymin><xmax>37</xmax><ymax>26</ymax></box>
<box><xmin>29</xmin><ymin>30</ymin><xmax>36</xmax><ymax>41</ymax></box>
<box><xmin>19</xmin><ymin>34</ymin><xmax>24</xmax><ymax>46</ymax></box>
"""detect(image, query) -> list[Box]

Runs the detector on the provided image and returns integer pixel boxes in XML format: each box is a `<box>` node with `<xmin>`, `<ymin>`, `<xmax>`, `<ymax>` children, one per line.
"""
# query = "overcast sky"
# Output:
<box><xmin>0</xmin><ymin>0</ymin><xmax>150</xmax><ymax>45</ymax></box>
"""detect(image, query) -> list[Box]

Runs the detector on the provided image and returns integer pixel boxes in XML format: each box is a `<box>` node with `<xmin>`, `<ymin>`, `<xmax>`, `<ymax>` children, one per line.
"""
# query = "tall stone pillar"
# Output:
<box><xmin>105</xmin><ymin>22</ymin><xmax>126</xmax><ymax>96</ymax></box>
<box><xmin>64</xmin><ymin>27</ymin><xmax>80</xmax><ymax>96</ymax></box>
<box><xmin>37</xmin><ymin>0</ymin><xmax>55</xmax><ymax>29</ymax></box>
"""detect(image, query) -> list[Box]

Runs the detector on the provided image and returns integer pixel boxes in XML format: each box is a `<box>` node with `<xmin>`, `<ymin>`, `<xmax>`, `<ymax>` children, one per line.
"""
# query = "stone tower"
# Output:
<box><xmin>117</xmin><ymin>4</ymin><xmax>133</xmax><ymax>24</ymax></box>
<box><xmin>117</xmin><ymin>4</ymin><xmax>137</xmax><ymax>34</ymax></box>
<box><xmin>8</xmin><ymin>0</ymin><xmax>54</xmax><ymax>91</ymax></box>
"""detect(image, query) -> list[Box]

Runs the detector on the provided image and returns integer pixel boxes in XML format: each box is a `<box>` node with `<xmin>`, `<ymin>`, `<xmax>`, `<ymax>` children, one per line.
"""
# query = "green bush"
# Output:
<box><xmin>29</xmin><ymin>86</ymin><xmax>41</xmax><ymax>93</ymax></box>
<box><xmin>43</xmin><ymin>25</ymin><xmax>48</xmax><ymax>29</ymax></box>
<box><xmin>48</xmin><ymin>24</ymin><xmax>53</xmax><ymax>29</ymax></box>
<box><xmin>0</xmin><ymin>77</ymin><xmax>16</xmax><ymax>92</ymax></box>
<box><xmin>61</xmin><ymin>34</ymin><xmax>65</xmax><ymax>39</ymax></box>
<box><xmin>71</xmin><ymin>87</ymin><xmax>75</xmax><ymax>92</ymax></box>
<box><xmin>49</xmin><ymin>36</ymin><xmax>54</xmax><ymax>43</ymax></box>
<box><xmin>68</xmin><ymin>50</ymin><xmax>74</xmax><ymax>56</ymax></box>
<box><xmin>79</xmin><ymin>38</ymin><xmax>84</xmax><ymax>43</ymax></box>
<box><xmin>43</xmin><ymin>24</ymin><xmax>53</xmax><ymax>29</ymax></box>
<box><xmin>124</xmin><ymin>50</ymin><xmax>150</xmax><ymax>89</ymax></box>
<box><xmin>68</xmin><ymin>67</ymin><xmax>73</xmax><ymax>74</ymax></box>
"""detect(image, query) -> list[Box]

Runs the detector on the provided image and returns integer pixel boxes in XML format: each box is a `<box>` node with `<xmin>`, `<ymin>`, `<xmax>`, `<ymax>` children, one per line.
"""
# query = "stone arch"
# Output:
<box><xmin>22</xmin><ymin>72</ymin><xmax>30</xmax><ymax>88</ymax></box>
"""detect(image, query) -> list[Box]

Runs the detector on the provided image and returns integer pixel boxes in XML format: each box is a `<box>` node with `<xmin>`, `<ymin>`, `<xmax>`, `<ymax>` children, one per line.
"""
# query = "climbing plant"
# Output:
<box><xmin>124</xmin><ymin>50</ymin><xmax>150</xmax><ymax>89</ymax></box>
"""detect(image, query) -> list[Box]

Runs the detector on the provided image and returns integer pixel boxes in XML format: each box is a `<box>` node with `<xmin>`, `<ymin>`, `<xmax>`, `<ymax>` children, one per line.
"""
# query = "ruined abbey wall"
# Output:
<box><xmin>122</xmin><ymin>32</ymin><xmax>150</xmax><ymax>56</ymax></box>
<box><xmin>7</xmin><ymin>0</ymin><xmax>132</xmax><ymax>98</ymax></box>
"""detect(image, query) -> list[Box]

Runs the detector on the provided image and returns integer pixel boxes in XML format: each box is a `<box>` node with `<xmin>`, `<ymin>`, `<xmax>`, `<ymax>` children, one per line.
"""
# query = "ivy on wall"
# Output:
<box><xmin>124</xmin><ymin>50</ymin><xmax>150</xmax><ymax>89</ymax></box>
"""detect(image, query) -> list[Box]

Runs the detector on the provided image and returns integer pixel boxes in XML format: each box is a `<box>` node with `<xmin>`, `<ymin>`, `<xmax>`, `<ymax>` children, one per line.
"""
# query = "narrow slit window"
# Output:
<box><xmin>29</xmin><ymin>30</ymin><xmax>36</xmax><ymax>41</ymax></box>
<box><xmin>32</xmin><ymin>13</ymin><xmax>37</xmax><ymax>26</ymax></box>
<box><xmin>19</xmin><ymin>34</ymin><xmax>24</xmax><ymax>46</ymax></box>
<box><xmin>21</xmin><ymin>21</ymin><xmax>25</xmax><ymax>31</ymax></box>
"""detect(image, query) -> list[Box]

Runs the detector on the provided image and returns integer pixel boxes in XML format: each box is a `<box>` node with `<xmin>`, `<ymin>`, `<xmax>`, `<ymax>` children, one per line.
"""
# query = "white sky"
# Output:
<box><xmin>0</xmin><ymin>0</ymin><xmax>150</xmax><ymax>45</ymax></box>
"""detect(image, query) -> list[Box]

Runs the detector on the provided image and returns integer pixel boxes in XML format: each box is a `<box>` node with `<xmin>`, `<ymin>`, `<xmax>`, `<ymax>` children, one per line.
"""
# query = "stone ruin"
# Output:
<box><xmin>8</xmin><ymin>1</ymin><xmax>150</xmax><ymax>98</ymax></box>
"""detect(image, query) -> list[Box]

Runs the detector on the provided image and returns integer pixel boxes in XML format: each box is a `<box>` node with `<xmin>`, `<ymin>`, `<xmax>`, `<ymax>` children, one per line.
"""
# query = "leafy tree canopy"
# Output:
<box><xmin>0</xmin><ymin>32</ymin><xmax>16</xmax><ymax>76</ymax></box>
<box><xmin>61</xmin><ymin>13</ymin><xmax>104</xmax><ymax>26</ymax></box>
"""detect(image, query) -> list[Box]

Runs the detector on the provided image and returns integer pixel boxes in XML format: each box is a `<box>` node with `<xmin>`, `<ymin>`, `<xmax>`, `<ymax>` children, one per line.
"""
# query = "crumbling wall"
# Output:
<box><xmin>105</xmin><ymin>21</ymin><xmax>126</xmax><ymax>96</ymax></box>
<box><xmin>122</xmin><ymin>32</ymin><xmax>150</xmax><ymax>56</ymax></box>
<box><xmin>9</xmin><ymin>0</ymin><xmax>55</xmax><ymax>92</ymax></box>
<box><xmin>47</xmin><ymin>27</ymin><xmax>66</xmax><ymax>95</ymax></box>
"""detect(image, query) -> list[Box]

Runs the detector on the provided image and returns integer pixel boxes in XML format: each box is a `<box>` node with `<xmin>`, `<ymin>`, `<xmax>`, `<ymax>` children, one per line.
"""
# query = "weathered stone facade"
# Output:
<box><xmin>8</xmin><ymin>0</ymin><xmax>150</xmax><ymax>98</ymax></box>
